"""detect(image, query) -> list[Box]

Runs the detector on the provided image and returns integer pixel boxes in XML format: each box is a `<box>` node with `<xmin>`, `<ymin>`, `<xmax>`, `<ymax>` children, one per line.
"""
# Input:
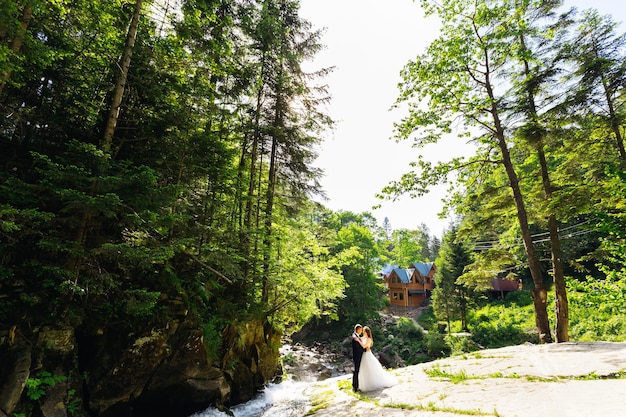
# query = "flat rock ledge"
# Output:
<box><xmin>303</xmin><ymin>341</ymin><xmax>626</xmax><ymax>417</ymax></box>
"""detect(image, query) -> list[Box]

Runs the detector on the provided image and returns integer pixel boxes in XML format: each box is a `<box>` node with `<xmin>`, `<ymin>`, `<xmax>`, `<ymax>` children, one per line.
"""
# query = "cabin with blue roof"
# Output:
<box><xmin>385</xmin><ymin>262</ymin><xmax>436</xmax><ymax>307</ymax></box>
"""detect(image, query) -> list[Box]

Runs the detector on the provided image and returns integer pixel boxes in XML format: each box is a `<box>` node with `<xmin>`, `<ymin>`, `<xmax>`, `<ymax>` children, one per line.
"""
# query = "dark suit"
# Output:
<box><xmin>351</xmin><ymin>332</ymin><xmax>365</xmax><ymax>391</ymax></box>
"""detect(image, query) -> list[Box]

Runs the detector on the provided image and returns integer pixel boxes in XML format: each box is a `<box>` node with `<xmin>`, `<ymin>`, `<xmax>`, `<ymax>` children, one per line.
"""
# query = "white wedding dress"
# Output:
<box><xmin>358</xmin><ymin>349</ymin><xmax>398</xmax><ymax>392</ymax></box>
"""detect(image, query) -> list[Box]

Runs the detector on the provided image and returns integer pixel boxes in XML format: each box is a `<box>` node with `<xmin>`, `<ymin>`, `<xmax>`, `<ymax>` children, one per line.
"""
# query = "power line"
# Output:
<box><xmin>468</xmin><ymin>219</ymin><xmax>596</xmax><ymax>251</ymax></box>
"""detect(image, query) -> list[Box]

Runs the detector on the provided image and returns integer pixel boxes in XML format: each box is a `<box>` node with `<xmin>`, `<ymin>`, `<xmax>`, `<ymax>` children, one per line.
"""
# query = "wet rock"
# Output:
<box><xmin>317</xmin><ymin>368</ymin><xmax>333</xmax><ymax>381</ymax></box>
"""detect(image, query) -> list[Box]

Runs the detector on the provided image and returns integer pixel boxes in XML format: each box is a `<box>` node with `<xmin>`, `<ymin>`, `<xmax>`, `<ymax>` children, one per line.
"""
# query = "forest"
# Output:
<box><xmin>0</xmin><ymin>0</ymin><xmax>625</xmax><ymax>416</ymax></box>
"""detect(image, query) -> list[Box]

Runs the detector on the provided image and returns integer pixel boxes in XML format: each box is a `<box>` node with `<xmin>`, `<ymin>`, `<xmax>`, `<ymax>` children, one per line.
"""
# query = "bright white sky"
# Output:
<box><xmin>299</xmin><ymin>0</ymin><xmax>626</xmax><ymax>238</ymax></box>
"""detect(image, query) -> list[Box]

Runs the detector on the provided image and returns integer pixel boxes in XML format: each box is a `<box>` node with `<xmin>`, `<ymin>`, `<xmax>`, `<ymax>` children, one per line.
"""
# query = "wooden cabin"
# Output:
<box><xmin>385</xmin><ymin>262</ymin><xmax>436</xmax><ymax>307</ymax></box>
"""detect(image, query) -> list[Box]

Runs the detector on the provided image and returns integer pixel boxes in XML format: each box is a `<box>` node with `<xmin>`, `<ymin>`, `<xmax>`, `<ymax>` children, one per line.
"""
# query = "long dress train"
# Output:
<box><xmin>358</xmin><ymin>350</ymin><xmax>397</xmax><ymax>391</ymax></box>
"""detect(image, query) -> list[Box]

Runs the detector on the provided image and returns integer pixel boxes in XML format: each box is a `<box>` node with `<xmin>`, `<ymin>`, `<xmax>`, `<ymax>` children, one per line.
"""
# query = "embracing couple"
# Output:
<box><xmin>351</xmin><ymin>323</ymin><xmax>397</xmax><ymax>392</ymax></box>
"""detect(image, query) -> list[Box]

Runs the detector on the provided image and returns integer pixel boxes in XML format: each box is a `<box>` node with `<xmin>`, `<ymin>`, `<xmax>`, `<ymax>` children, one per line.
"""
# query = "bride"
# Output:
<box><xmin>357</xmin><ymin>326</ymin><xmax>398</xmax><ymax>391</ymax></box>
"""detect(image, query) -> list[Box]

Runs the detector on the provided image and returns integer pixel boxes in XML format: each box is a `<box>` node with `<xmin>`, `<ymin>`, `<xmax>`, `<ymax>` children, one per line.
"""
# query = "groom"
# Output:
<box><xmin>351</xmin><ymin>323</ymin><xmax>365</xmax><ymax>392</ymax></box>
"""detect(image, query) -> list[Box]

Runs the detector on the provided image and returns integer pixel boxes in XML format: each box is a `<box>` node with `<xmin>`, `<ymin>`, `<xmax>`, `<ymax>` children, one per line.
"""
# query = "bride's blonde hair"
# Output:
<box><xmin>363</xmin><ymin>326</ymin><xmax>373</xmax><ymax>344</ymax></box>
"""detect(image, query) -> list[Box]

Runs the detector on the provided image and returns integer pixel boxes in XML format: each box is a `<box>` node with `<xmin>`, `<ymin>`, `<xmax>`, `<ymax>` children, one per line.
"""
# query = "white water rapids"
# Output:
<box><xmin>189</xmin><ymin>343</ymin><xmax>349</xmax><ymax>417</ymax></box>
<box><xmin>189</xmin><ymin>379</ymin><xmax>310</xmax><ymax>417</ymax></box>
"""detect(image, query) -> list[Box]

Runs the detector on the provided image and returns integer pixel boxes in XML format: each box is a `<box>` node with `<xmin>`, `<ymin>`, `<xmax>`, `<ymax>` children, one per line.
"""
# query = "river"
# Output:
<box><xmin>188</xmin><ymin>379</ymin><xmax>310</xmax><ymax>417</ymax></box>
<box><xmin>189</xmin><ymin>342</ymin><xmax>349</xmax><ymax>417</ymax></box>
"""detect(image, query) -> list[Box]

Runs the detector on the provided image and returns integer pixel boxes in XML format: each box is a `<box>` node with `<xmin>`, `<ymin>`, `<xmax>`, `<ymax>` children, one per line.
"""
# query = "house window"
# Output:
<box><xmin>393</xmin><ymin>292</ymin><xmax>398</xmax><ymax>300</ymax></box>
<box><xmin>399</xmin><ymin>293</ymin><xmax>404</xmax><ymax>300</ymax></box>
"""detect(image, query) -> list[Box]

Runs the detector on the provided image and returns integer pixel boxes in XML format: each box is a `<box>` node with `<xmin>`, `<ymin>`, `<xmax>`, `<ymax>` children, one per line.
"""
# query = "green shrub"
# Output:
<box><xmin>394</xmin><ymin>317</ymin><xmax>424</xmax><ymax>340</ymax></box>
<box><xmin>24</xmin><ymin>371</ymin><xmax>67</xmax><ymax>401</ymax></box>
<box><xmin>566</xmin><ymin>276</ymin><xmax>626</xmax><ymax>342</ymax></box>
<box><xmin>470</xmin><ymin>322</ymin><xmax>533</xmax><ymax>348</ymax></box>
<box><xmin>503</xmin><ymin>290</ymin><xmax>533</xmax><ymax>306</ymax></box>
<box><xmin>417</xmin><ymin>306</ymin><xmax>437</xmax><ymax>330</ymax></box>
<box><xmin>202</xmin><ymin>317</ymin><xmax>225</xmax><ymax>362</ymax></box>
<box><xmin>379</xmin><ymin>317</ymin><xmax>427</xmax><ymax>365</ymax></box>
<box><xmin>445</xmin><ymin>334</ymin><xmax>479</xmax><ymax>355</ymax></box>
<box><xmin>424</xmin><ymin>333</ymin><xmax>451</xmax><ymax>358</ymax></box>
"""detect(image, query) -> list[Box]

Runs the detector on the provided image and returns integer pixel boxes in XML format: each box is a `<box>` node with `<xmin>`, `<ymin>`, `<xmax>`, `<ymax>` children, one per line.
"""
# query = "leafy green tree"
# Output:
<box><xmin>328</xmin><ymin>212</ymin><xmax>384</xmax><ymax>325</ymax></box>
<box><xmin>230</xmin><ymin>0</ymin><xmax>332</xmax><ymax>309</ymax></box>
<box><xmin>389</xmin><ymin>229</ymin><xmax>425</xmax><ymax>268</ymax></box>
<box><xmin>263</xmin><ymin>203</ymin><xmax>346</xmax><ymax>332</ymax></box>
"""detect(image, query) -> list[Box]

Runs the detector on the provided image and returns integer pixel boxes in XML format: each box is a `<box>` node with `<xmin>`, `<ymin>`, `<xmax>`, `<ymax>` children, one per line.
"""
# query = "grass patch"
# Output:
<box><xmin>384</xmin><ymin>401</ymin><xmax>499</xmax><ymax>416</ymax></box>
<box><xmin>424</xmin><ymin>365</ymin><xmax>471</xmax><ymax>383</ymax></box>
<box><xmin>337</xmin><ymin>379</ymin><xmax>351</xmax><ymax>391</ymax></box>
<box><xmin>336</xmin><ymin>379</ymin><xmax>382</xmax><ymax>405</ymax></box>
<box><xmin>424</xmin><ymin>365</ymin><xmax>626</xmax><ymax>384</ymax></box>
<box><xmin>304</xmin><ymin>388</ymin><xmax>335</xmax><ymax>416</ymax></box>
<box><xmin>571</xmin><ymin>369</ymin><xmax>626</xmax><ymax>380</ymax></box>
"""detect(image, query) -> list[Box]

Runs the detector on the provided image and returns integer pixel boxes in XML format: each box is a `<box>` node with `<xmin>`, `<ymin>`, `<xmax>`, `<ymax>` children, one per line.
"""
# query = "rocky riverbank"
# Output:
<box><xmin>303</xmin><ymin>341</ymin><xmax>626</xmax><ymax>417</ymax></box>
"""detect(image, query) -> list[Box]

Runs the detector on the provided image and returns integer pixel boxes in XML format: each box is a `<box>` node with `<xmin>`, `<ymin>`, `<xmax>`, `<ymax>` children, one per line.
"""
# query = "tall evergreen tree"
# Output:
<box><xmin>433</xmin><ymin>226</ymin><xmax>474</xmax><ymax>332</ymax></box>
<box><xmin>389</xmin><ymin>0</ymin><xmax>553</xmax><ymax>341</ymax></box>
<box><xmin>507</xmin><ymin>0</ymin><xmax>575</xmax><ymax>342</ymax></box>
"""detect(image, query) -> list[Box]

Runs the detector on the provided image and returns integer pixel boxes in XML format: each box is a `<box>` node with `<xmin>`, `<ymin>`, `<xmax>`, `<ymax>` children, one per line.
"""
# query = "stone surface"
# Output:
<box><xmin>306</xmin><ymin>341</ymin><xmax>626</xmax><ymax>417</ymax></box>
<box><xmin>0</xmin><ymin>345</ymin><xmax>31</xmax><ymax>417</ymax></box>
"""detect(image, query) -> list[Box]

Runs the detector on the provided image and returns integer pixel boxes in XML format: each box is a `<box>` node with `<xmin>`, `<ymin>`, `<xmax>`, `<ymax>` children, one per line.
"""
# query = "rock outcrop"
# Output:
<box><xmin>0</xmin><ymin>309</ymin><xmax>281</xmax><ymax>417</ymax></box>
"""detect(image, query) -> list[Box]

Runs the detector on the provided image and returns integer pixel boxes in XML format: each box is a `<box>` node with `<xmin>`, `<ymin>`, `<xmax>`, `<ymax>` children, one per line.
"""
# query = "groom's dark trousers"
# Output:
<box><xmin>351</xmin><ymin>333</ymin><xmax>365</xmax><ymax>391</ymax></box>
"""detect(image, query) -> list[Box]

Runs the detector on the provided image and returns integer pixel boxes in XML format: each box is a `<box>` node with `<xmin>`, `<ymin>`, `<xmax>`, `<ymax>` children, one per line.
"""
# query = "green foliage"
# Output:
<box><xmin>263</xmin><ymin>209</ymin><xmax>347</xmax><ymax>333</ymax></box>
<box><xmin>66</xmin><ymin>389</ymin><xmax>80</xmax><ymax>415</ymax></box>
<box><xmin>465</xmin><ymin>294</ymin><xmax>537</xmax><ymax>348</ymax></box>
<box><xmin>500</xmin><ymin>289</ymin><xmax>533</xmax><ymax>307</ymax></box>
<box><xmin>123</xmin><ymin>290</ymin><xmax>160</xmax><ymax>319</ymax></box>
<box><xmin>433</xmin><ymin>226</ymin><xmax>476</xmax><ymax>331</ymax></box>
<box><xmin>24</xmin><ymin>372</ymin><xmax>67</xmax><ymax>401</ymax></box>
<box><xmin>202</xmin><ymin>316</ymin><xmax>226</xmax><ymax>362</ymax></box>
<box><xmin>471</xmin><ymin>321</ymin><xmax>535</xmax><ymax>348</ymax></box>
<box><xmin>329</xmin><ymin>213</ymin><xmax>385</xmax><ymax>325</ymax></box>
<box><xmin>424</xmin><ymin>333</ymin><xmax>451</xmax><ymax>359</ymax></box>
<box><xmin>567</xmin><ymin>276</ymin><xmax>626</xmax><ymax>341</ymax></box>
<box><xmin>417</xmin><ymin>305</ymin><xmax>437</xmax><ymax>331</ymax></box>
<box><xmin>0</xmin><ymin>0</ymin><xmax>344</xmax><ymax>343</ymax></box>
<box><xmin>444</xmin><ymin>335</ymin><xmax>480</xmax><ymax>355</ymax></box>
<box><xmin>378</xmin><ymin>317</ymin><xmax>428</xmax><ymax>364</ymax></box>
<box><xmin>433</xmin><ymin>279</ymin><xmax>626</xmax><ymax>349</ymax></box>
<box><xmin>394</xmin><ymin>317</ymin><xmax>424</xmax><ymax>340</ymax></box>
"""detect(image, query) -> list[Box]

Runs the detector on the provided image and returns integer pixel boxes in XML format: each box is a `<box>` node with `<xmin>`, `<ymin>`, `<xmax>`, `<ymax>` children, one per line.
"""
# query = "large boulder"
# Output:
<box><xmin>221</xmin><ymin>320</ymin><xmax>281</xmax><ymax>404</ymax></box>
<box><xmin>0</xmin><ymin>344</ymin><xmax>31</xmax><ymax>417</ymax></box>
<box><xmin>81</xmin><ymin>317</ymin><xmax>231</xmax><ymax>417</ymax></box>
<box><xmin>0</xmin><ymin>313</ymin><xmax>282</xmax><ymax>417</ymax></box>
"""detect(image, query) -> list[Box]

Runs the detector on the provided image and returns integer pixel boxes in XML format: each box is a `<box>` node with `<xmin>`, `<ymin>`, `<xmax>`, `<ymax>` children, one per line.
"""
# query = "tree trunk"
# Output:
<box><xmin>518</xmin><ymin>32</ymin><xmax>568</xmax><ymax>342</ymax></box>
<box><xmin>101</xmin><ymin>0</ymin><xmax>142</xmax><ymax>154</ymax></box>
<box><xmin>486</xmin><ymin>80</ymin><xmax>553</xmax><ymax>342</ymax></box>
<box><xmin>65</xmin><ymin>0</ymin><xmax>142</xmax><ymax>287</ymax></box>
<box><xmin>240</xmin><ymin>55</ymin><xmax>267</xmax><ymax>289</ymax></box>
<box><xmin>262</xmin><ymin>85</ymin><xmax>282</xmax><ymax>305</ymax></box>
<box><xmin>548</xmin><ymin>213</ymin><xmax>569</xmax><ymax>341</ymax></box>
<box><xmin>538</xmin><ymin>146</ymin><xmax>569</xmax><ymax>342</ymax></box>
<box><xmin>0</xmin><ymin>3</ymin><xmax>33</xmax><ymax>96</ymax></box>
<box><xmin>502</xmin><ymin>145</ymin><xmax>552</xmax><ymax>343</ymax></box>
<box><xmin>595</xmin><ymin>45</ymin><xmax>626</xmax><ymax>161</ymax></box>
